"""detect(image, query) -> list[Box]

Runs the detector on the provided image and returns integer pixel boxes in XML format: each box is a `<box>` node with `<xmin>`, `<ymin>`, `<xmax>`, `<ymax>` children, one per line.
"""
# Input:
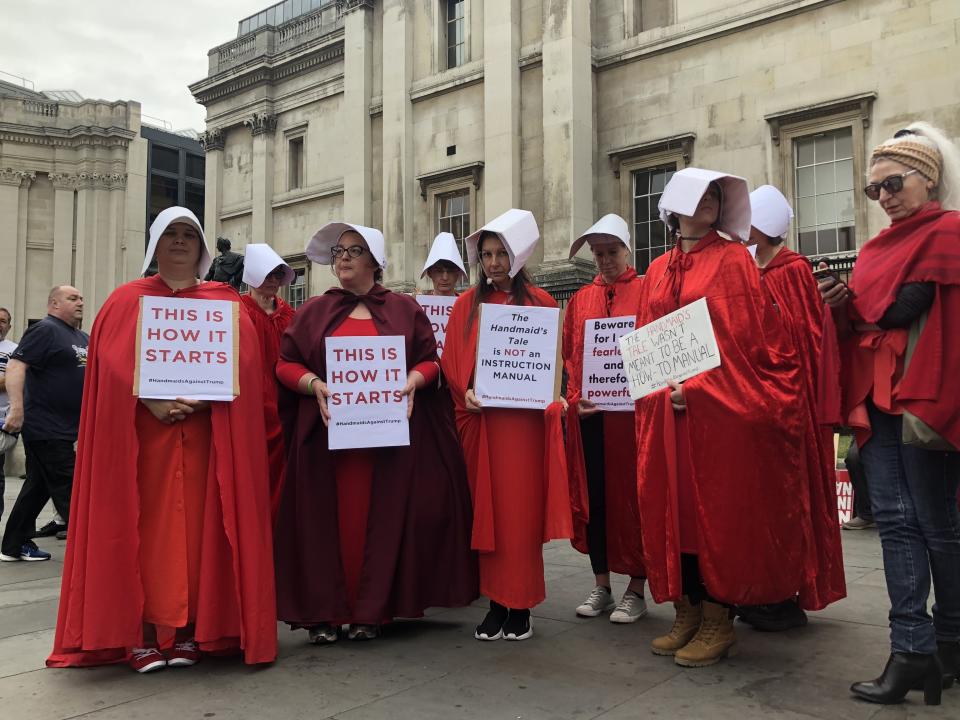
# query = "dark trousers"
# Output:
<box><xmin>580</xmin><ymin>415</ymin><xmax>608</xmax><ymax>576</ymax></box>
<box><xmin>860</xmin><ymin>401</ymin><xmax>960</xmax><ymax>654</ymax></box>
<box><xmin>845</xmin><ymin>441</ymin><xmax>873</xmax><ymax>521</ymax></box>
<box><xmin>0</xmin><ymin>452</ymin><xmax>5</xmax><ymax>522</ymax></box>
<box><xmin>1</xmin><ymin>439</ymin><xmax>74</xmax><ymax>555</ymax></box>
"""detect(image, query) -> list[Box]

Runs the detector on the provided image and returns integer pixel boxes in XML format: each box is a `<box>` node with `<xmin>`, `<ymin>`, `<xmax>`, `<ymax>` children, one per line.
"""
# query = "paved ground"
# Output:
<box><xmin>1</xmin><ymin>475</ymin><xmax>956</xmax><ymax>720</ymax></box>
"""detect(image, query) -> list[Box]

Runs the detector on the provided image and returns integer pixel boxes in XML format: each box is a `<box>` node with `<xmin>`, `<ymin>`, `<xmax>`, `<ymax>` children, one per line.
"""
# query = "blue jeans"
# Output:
<box><xmin>859</xmin><ymin>401</ymin><xmax>960</xmax><ymax>654</ymax></box>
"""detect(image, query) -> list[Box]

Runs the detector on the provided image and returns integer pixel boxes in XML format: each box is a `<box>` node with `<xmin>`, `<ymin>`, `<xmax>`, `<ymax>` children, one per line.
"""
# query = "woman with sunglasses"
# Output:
<box><xmin>818</xmin><ymin>123</ymin><xmax>960</xmax><ymax>705</ymax></box>
<box><xmin>273</xmin><ymin>223</ymin><xmax>476</xmax><ymax>644</ymax></box>
<box><xmin>240</xmin><ymin>245</ymin><xmax>296</xmax><ymax>521</ymax></box>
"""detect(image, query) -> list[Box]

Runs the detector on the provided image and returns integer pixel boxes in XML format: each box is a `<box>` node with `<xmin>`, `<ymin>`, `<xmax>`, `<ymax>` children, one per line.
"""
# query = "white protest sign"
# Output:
<box><xmin>474</xmin><ymin>304</ymin><xmax>560</xmax><ymax>410</ymax></box>
<box><xmin>416</xmin><ymin>295</ymin><xmax>456</xmax><ymax>357</ymax></box>
<box><xmin>618</xmin><ymin>297</ymin><xmax>721</xmax><ymax>400</ymax></box>
<box><xmin>582</xmin><ymin>315</ymin><xmax>636</xmax><ymax>411</ymax></box>
<box><xmin>836</xmin><ymin>470</ymin><xmax>854</xmax><ymax>525</ymax></box>
<box><xmin>135</xmin><ymin>296</ymin><xmax>239</xmax><ymax>401</ymax></box>
<box><xmin>325</xmin><ymin>335</ymin><xmax>409</xmax><ymax>450</ymax></box>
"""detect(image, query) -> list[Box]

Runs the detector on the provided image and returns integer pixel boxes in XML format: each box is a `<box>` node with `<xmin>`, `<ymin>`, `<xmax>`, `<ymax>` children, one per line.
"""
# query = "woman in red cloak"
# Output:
<box><xmin>736</xmin><ymin>185</ymin><xmax>846</xmax><ymax>633</ymax></box>
<box><xmin>274</xmin><ymin>222</ymin><xmax>476</xmax><ymax>644</ymax></box>
<box><xmin>637</xmin><ymin>169</ymin><xmax>811</xmax><ymax>668</ymax></box>
<box><xmin>819</xmin><ymin>124</ymin><xmax>960</xmax><ymax>705</ymax></box>
<box><xmin>47</xmin><ymin>207</ymin><xmax>277</xmax><ymax>673</ymax></box>
<box><xmin>239</xmin><ymin>244</ymin><xmax>296</xmax><ymax>522</ymax></box>
<box><xmin>562</xmin><ymin>214</ymin><xmax>647</xmax><ymax>623</ymax></box>
<box><xmin>442</xmin><ymin>209</ymin><xmax>572</xmax><ymax>642</ymax></box>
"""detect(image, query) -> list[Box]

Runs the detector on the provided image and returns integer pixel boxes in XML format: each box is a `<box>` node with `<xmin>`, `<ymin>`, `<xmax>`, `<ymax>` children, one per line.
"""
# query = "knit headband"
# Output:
<box><xmin>871</xmin><ymin>139</ymin><xmax>942</xmax><ymax>185</ymax></box>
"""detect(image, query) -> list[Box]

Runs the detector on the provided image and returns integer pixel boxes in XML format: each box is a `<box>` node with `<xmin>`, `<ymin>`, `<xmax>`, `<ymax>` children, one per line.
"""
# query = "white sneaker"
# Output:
<box><xmin>610</xmin><ymin>589</ymin><xmax>648</xmax><ymax>623</ymax></box>
<box><xmin>576</xmin><ymin>586</ymin><xmax>615</xmax><ymax>617</ymax></box>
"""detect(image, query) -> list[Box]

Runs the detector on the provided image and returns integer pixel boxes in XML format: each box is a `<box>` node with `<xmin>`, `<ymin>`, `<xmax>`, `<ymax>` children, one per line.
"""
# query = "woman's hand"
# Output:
<box><xmin>577</xmin><ymin>397</ymin><xmax>600</xmax><ymax>417</ymax></box>
<box><xmin>400</xmin><ymin>370</ymin><xmax>425</xmax><ymax>419</ymax></box>
<box><xmin>465</xmin><ymin>388</ymin><xmax>483</xmax><ymax>413</ymax></box>
<box><xmin>140</xmin><ymin>398</ymin><xmax>207</xmax><ymax>425</ymax></box>
<box><xmin>311</xmin><ymin>378</ymin><xmax>332</xmax><ymax>426</ymax></box>
<box><xmin>817</xmin><ymin>262</ymin><xmax>852</xmax><ymax>309</ymax></box>
<box><xmin>666</xmin><ymin>379</ymin><xmax>686</xmax><ymax>412</ymax></box>
<box><xmin>556</xmin><ymin>397</ymin><xmax>569</xmax><ymax>413</ymax></box>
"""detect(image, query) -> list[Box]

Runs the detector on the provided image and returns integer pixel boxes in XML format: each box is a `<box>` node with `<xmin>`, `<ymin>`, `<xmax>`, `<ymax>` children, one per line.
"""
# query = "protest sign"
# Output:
<box><xmin>135</xmin><ymin>296</ymin><xmax>238</xmax><ymax>401</ymax></box>
<box><xmin>618</xmin><ymin>297</ymin><xmax>721</xmax><ymax>400</ymax></box>
<box><xmin>474</xmin><ymin>304</ymin><xmax>560</xmax><ymax>410</ymax></box>
<box><xmin>416</xmin><ymin>295</ymin><xmax>456</xmax><ymax>357</ymax></box>
<box><xmin>325</xmin><ymin>335</ymin><xmax>409</xmax><ymax>450</ymax></box>
<box><xmin>582</xmin><ymin>315</ymin><xmax>635</xmax><ymax>411</ymax></box>
<box><xmin>836</xmin><ymin>469</ymin><xmax>854</xmax><ymax>525</ymax></box>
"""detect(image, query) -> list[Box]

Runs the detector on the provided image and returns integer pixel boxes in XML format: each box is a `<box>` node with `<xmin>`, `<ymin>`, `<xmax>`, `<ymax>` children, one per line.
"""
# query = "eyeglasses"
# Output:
<box><xmin>863</xmin><ymin>170</ymin><xmax>919</xmax><ymax>201</ymax></box>
<box><xmin>330</xmin><ymin>245</ymin><xmax>367</xmax><ymax>259</ymax></box>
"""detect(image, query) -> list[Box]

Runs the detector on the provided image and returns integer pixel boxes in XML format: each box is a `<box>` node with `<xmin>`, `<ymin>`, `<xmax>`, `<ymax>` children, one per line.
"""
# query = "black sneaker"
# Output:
<box><xmin>33</xmin><ymin>521</ymin><xmax>66</xmax><ymax>539</ymax></box>
<box><xmin>56</xmin><ymin>529</ymin><xmax>68</xmax><ymax>541</ymax></box>
<box><xmin>502</xmin><ymin>609</ymin><xmax>533</xmax><ymax>641</ymax></box>
<box><xmin>737</xmin><ymin>599</ymin><xmax>808</xmax><ymax>632</ymax></box>
<box><xmin>475</xmin><ymin>601</ymin><xmax>508</xmax><ymax>641</ymax></box>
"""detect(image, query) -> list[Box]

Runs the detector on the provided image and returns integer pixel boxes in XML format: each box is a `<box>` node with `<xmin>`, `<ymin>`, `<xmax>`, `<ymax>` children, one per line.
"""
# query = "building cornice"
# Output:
<box><xmin>764</xmin><ymin>92</ymin><xmax>878</xmax><ymax>145</ymax></box>
<box><xmin>0</xmin><ymin>122</ymin><xmax>136</xmax><ymax>148</ymax></box>
<box><xmin>416</xmin><ymin>161</ymin><xmax>484</xmax><ymax>200</ymax></box>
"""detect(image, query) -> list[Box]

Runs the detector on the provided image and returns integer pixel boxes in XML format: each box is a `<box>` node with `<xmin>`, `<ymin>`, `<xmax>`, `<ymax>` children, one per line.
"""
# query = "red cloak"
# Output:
<box><xmin>820</xmin><ymin>203</ymin><xmax>960</xmax><ymax>448</ymax></box>
<box><xmin>239</xmin><ymin>293</ymin><xmax>294</xmax><ymax>520</ymax></box>
<box><xmin>274</xmin><ymin>286</ymin><xmax>477</xmax><ymax>625</ymax></box>
<box><xmin>562</xmin><ymin>269</ymin><xmax>645</xmax><ymax>577</ymax></box>
<box><xmin>760</xmin><ymin>248</ymin><xmax>846</xmax><ymax>610</ymax></box>
<box><xmin>441</xmin><ymin>286</ymin><xmax>572</xmax><ymax>608</ymax></box>
<box><xmin>635</xmin><ymin>233</ymin><xmax>812</xmax><ymax>606</ymax></box>
<box><xmin>48</xmin><ymin>275</ymin><xmax>277</xmax><ymax>667</ymax></box>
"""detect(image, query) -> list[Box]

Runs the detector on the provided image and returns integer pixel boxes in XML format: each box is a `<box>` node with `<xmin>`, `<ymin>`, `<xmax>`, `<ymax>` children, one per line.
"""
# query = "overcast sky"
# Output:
<box><xmin>2</xmin><ymin>0</ymin><xmax>270</xmax><ymax>131</ymax></box>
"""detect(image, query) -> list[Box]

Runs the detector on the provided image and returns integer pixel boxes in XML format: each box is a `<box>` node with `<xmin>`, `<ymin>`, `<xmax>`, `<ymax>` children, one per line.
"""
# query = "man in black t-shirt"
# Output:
<box><xmin>0</xmin><ymin>286</ymin><xmax>88</xmax><ymax>562</ymax></box>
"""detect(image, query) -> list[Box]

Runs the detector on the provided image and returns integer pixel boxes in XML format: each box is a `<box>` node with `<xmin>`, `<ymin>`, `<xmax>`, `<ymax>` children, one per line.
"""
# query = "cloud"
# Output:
<box><xmin>3</xmin><ymin>0</ymin><xmax>268</xmax><ymax>131</ymax></box>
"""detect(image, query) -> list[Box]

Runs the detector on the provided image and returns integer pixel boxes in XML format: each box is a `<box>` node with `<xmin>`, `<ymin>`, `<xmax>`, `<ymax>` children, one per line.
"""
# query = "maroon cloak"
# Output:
<box><xmin>274</xmin><ymin>285</ymin><xmax>478</xmax><ymax>625</ymax></box>
<box><xmin>760</xmin><ymin>248</ymin><xmax>846</xmax><ymax>610</ymax></box>
<box><xmin>635</xmin><ymin>233</ymin><xmax>814</xmax><ymax>606</ymax></box>
<box><xmin>48</xmin><ymin>275</ymin><xmax>277</xmax><ymax>666</ymax></box>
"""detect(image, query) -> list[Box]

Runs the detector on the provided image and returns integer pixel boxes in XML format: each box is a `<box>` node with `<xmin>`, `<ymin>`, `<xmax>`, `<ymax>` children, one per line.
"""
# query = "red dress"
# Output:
<box><xmin>442</xmin><ymin>287</ymin><xmax>572</xmax><ymax>609</ymax></box>
<box><xmin>240</xmin><ymin>293</ymin><xmax>294</xmax><ymax>521</ymax></box>
<box><xmin>760</xmin><ymin>248</ymin><xmax>846</xmax><ymax>609</ymax></box>
<box><xmin>48</xmin><ymin>275</ymin><xmax>277</xmax><ymax>667</ymax></box>
<box><xmin>634</xmin><ymin>233</ymin><xmax>812</xmax><ymax>606</ymax></box>
<box><xmin>563</xmin><ymin>268</ymin><xmax>645</xmax><ymax>577</ymax></box>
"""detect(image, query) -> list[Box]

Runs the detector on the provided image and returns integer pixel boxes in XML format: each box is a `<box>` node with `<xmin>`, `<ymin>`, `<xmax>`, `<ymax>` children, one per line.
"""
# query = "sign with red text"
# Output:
<box><xmin>135</xmin><ymin>296</ymin><xmax>238</xmax><ymax>401</ymax></box>
<box><xmin>618</xmin><ymin>298</ymin><xmax>721</xmax><ymax>400</ymax></box>
<box><xmin>582</xmin><ymin>316</ymin><xmax>636</xmax><ymax>411</ymax></box>
<box><xmin>475</xmin><ymin>304</ymin><xmax>561</xmax><ymax>410</ymax></box>
<box><xmin>325</xmin><ymin>335</ymin><xmax>409</xmax><ymax>450</ymax></box>
<box><xmin>836</xmin><ymin>469</ymin><xmax>854</xmax><ymax>525</ymax></box>
<box><xmin>416</xmin><ymin>295</ymin><xmax>456</xmax><ymax>357</ymax></box>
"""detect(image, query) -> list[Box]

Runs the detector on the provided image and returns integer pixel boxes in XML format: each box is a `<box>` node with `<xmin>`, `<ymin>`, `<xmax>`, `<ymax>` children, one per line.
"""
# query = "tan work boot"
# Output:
<box><xmin>674</xmin><ymin>600</ymin><xmax>737</xmax><ymax>667</ymax></box>
<box><xmin>651</xmin><ymin>596</ymin><xmax>702</xmax><ymax>656</ymax></box>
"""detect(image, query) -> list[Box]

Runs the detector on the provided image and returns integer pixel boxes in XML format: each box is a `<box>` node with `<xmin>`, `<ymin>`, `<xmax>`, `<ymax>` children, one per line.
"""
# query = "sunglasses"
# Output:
<box><xmin>330</xmin><ymin>245</ymin><xmax>368</xmax><ymax>259</ymax></box>
<box><xmin>863</xmin><ymin>169</ymin><xmax>919</xmax><ymax>201</ymax></box>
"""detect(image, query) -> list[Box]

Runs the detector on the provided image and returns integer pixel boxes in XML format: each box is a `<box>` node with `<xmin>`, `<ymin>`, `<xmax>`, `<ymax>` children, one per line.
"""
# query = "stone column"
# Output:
<box><xmin>483</xmin><ymin>0</ymin><xmax>522</xmax><ymax>218</ymax></box>
<box><xmin>246</xmin><ymin>113</ymin><xmax>277</xmax><ymax>245</ymax></box>
<box><xmin>380</xmin><ymin>0</ymin><xmax>415</xmax><ymax>288</ymax></box>
<box><xmin>200</xmin><ymin>128</ymin><xmax>225</xmax><ymax>239</ymax></box>
<box><xmin>541</xmin><ymin>0</ymin><xmax>594</xmax><ymax>263</ymax></box>
<box><xmin>342</xmin><ymin>0</ymin><xmax>374</xmax><ymax>224</ymax></box>
<box><xmin>73</xmin><ymin>174</ymin><xmax>96</xmax><ymax>309</ymax></box>
<box><xmin>50</xmin><ymin>173</ymin><xmax>78</xmax><ymax>286</ymax></box>
<box><xmin>0</xmin><ymin>170</ymin><xmax>25</xmax><ymax>329</ymax></box>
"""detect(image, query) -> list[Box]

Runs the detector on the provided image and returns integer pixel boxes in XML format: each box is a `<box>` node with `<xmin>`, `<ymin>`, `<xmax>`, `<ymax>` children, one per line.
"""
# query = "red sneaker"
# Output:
<box><xmin>166</xmin><ymin>640</ymin><xmax>201</xmax><ymax>667</ymax></box>
<box><xmin>129</xmin><ymin>647</ymin><xmax>166</xmax><ymax>673</ymax></box>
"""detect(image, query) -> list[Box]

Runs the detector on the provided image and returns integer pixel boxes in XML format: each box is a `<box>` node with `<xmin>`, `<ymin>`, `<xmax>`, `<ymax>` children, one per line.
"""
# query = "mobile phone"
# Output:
<box><xmin>812</xmin><ymin>267</ymin><xmax>839</xmax><ymax>284</ymax></box>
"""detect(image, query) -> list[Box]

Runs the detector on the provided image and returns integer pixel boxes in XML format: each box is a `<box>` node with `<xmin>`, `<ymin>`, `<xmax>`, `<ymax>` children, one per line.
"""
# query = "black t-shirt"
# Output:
<box><xmin>12</xmin><ymin>315</ymin><xmax>89</xmax><ymax>442</ymax></box>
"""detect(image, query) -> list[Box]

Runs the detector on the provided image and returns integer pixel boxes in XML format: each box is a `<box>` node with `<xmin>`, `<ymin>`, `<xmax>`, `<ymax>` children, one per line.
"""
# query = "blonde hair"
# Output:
<box><xmin>872</xmin><ymin>122</ymin><xmax>960</xmax><ymax>211</ymax></box>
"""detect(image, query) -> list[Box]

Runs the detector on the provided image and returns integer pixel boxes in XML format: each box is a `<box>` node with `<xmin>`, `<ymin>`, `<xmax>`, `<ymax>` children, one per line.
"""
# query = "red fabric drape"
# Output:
<box><xmin>562</xmin><ymin>269</ymin><xmax>645</xmax><ymax>577</ymax></box>
<box><xmin>48</xmin><ymin>276</ymin><xmax>277</xmax><ymax>667</ymax></box>
<box><xmin>760</xmin><ymin>248</ymin><xmax>846</xmax><ymax>610</ymax></box>
<box><xmin>239</xmin><ymin>293</ymin><xmax>294</xmax><ymax>521</ymax></box>
<box><xmin>635</xmin><ymin>233</ymin><xmax>811</xmax><ymax>606</ymax></box>
<box><xmin>819</xmin><ymin>203</ymin><xmax>960</xmax><ymax>447</ymax></box>
<box><xmin>441</xmin><ymin>286</ymin><xmax>572</xmax><ymax>608</ymax></box>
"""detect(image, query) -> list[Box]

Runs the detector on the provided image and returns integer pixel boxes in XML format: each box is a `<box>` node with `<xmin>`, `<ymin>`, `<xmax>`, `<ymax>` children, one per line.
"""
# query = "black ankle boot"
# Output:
<box><xmin>914</xmin><ymin>641</ymin><xmax>960</xmax><ymax>690</ymax></box>
<box><xmin>851</xmin><ymin>652</ymin><xmax>942</xmax><ymax>705</ymax></box>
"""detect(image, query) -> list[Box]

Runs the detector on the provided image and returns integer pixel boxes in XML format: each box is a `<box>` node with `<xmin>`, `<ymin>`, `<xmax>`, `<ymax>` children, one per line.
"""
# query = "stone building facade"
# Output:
<box><xmin>0</xmin><ymin>82</ymin><xmax>148</xmax><ymax>336</ymax></box>
<box><xmin>191</xmin><ymin>0</ymin><xmax>960</xmax><ymax>304</ymax></box>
